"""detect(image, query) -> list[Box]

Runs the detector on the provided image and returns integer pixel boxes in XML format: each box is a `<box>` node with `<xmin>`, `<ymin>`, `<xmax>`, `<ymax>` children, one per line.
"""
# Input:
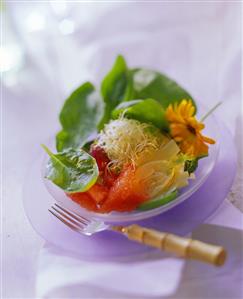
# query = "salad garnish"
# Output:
<box><xmin>96</xmin><ymin>117</ymin><xmax>166</xmax><ymax>171</ymax></box>
<box><xmin>166</xmin><ymin>100</ymin><xmax>215</xmax><ymax>157</ymax></box>
<box><xmin>43</xmin><ymin>55</ymin><xmax>216</xmax><ymax>213</ymax></box>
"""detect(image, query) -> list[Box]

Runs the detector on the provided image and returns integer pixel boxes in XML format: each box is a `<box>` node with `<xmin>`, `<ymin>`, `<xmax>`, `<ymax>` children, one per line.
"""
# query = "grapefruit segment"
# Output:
<box><xmin>88</xmin><ymin>184</ymin><xmax>109</xmax><ymax>205</ymax></box>
<box><xmin>67</xmin><ymin>192</ymin><xmax>98</xmax><ymax>212</ymax></box>
<box><xmin>101</xmin><ymin>165</ymin><xmax>148</xmax><ymax>213</ymax></box>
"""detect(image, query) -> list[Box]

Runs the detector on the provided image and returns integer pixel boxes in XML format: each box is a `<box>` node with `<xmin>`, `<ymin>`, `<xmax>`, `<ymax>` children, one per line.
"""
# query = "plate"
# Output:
<box><xmin>22</xmin><ymin>116</ymin><xmax>236</xmax><ymax>259</ymax></box>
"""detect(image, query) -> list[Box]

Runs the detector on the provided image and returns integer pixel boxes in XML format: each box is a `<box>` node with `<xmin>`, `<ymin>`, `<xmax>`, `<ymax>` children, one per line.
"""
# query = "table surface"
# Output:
<box><xmin>2</xmin><ymin>2</ymin><xmax>242</xmax><ymax>298</ymax></box>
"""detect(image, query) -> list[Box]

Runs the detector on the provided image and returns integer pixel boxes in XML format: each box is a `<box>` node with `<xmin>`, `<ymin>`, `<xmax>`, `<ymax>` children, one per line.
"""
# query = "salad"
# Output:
<box><xmin>43</xmin><ymin>55</ymin><xmax>215</xmax><ymax>213</ymax></box>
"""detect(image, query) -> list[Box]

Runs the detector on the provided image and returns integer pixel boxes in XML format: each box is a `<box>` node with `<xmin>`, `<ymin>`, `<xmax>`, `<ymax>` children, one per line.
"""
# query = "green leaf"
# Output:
<box><xmin>98</xmin><ymin>55</ymin><xmax>133</xmax><ymax>129</ymax></box>
<box><xmin>137</xmin><ymin>190</ymin><xmax>178</xmax><ymax>211</ymax></box>
<box><xmin>56</xmin><ymin>82</ymin><xmax>103</xmax><ymax>152</ymax></box>
<box><xmin>184</xmin><ymin>158</ymin><xmax>198</xmax><ymax>174</ymax></box>
<box><xmin>184</xmin><ymin>154</ymin><xmax>208</xmax><ymax>174</ymax></box>
<box><xmin>130</xmin><ymin>68</ymin><xmax>196</xmax><ymax>111</ymax></box>
<box><xmin>112</xmin><ymin>98</ymin><xmax>169</xmax><ymax>131</ymax></box>
<box><xmin>42</xmin><ymin>145</ymin><xmax>99</xmax><ymax>193</ymax></box>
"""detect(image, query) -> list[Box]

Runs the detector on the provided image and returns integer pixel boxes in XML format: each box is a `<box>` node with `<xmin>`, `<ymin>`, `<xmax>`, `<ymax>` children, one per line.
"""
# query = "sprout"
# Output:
<box><xmin>96</xmin><ymin>118</ymin><xmax>168</xmax><ymax>171</ymax></box>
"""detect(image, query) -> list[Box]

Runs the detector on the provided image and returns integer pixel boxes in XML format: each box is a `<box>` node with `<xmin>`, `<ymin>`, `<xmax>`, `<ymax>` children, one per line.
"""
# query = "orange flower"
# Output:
<box><xmin>166</xmin><ymin>100</ymin><xmax>215</xmax><ymax>157</ymax></box>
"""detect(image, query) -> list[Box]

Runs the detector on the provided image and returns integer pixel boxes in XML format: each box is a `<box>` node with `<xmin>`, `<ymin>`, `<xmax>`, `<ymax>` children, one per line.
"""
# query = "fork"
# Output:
<box><xmin>49</xmin><ymin>203</ymin><xmax>227</xmax><ymax>266</ymax></box>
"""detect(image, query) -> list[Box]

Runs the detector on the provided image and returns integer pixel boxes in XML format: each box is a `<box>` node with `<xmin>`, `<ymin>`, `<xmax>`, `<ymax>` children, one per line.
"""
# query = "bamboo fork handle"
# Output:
<box><xmin>115</xmin><ymin>224</ymin><xmax>227</xmax><ymax>266</ymax></box>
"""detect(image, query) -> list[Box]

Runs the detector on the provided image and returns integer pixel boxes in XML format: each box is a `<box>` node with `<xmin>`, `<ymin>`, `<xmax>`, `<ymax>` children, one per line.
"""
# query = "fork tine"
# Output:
<box><xmin>54</xmin><ymin>203</ymin><xmax>90</xmax><ymax>225</ymax></box>
<box><xmin>48</xmin><ymin>209</ymin><xmax>83</xmax><ymax>233</ymax></box>
<box><xmin>51</xmin><ymin>206</ymin><xmax>86</xmax><ymax>229</ymax></box>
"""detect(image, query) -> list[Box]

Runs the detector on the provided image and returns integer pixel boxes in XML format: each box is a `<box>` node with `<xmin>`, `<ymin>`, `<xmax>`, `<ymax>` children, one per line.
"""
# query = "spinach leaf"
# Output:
<box><xmin>98</xmin><ymin>55</ymin><xmax>133</xmax><ymax>129</ymax></box>
<box><xmin>56</xmin><ymin>82</ymin><xmax>103</xmax><ymax>152</ymax></box>
<box><xmin>112</xmin><ymin>98</ymin><xmax>169</xmax><ymax>131</ymax></box>
<box><xmin>130</xmin><ymin>68</ymin><xmax>196</xmax><ymax>111</ymax></box>
<box><xmin>43</xmin><ymin>145</ymin><xmax>99</xmax><ymax>193</ymax></box>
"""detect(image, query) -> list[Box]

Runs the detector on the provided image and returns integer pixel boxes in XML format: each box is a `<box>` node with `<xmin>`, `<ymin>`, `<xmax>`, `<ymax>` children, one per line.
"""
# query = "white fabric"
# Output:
<box><xmin>37</xmin><ymin>224</ymin><xmax>243</xmax><ymax>299</ymax></box>
<box><xmin>3</xmin><ymin>2</ymin><xmax>242</xmax><ymax>298</ymax></box>
<box><xmin>35</xmin><ymin>3</ymin><xmax>242</xmax><ymax>298</ymax></box>
<box><xmin>36</xmin><ymin>201</ymin><xmax>243</xmax><ymax>299</ymax></box>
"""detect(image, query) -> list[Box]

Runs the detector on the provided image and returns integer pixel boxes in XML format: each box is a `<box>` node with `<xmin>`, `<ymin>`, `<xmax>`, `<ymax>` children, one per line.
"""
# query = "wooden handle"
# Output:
<box><xmin>113</xmin><ymin>224</ymin><xmax>227</xmax><ymax>266</ymax></box>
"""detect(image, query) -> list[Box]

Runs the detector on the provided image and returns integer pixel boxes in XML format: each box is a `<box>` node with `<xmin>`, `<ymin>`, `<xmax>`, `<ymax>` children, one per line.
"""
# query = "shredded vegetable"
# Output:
<box><xmin>96</xmin><ymin>118</ymin><xmax>169</xmax><ymax>171</ymax></box>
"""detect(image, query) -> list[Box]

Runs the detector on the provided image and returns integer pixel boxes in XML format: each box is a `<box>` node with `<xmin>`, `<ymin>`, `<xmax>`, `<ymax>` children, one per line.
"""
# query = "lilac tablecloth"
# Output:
<box><xmin>3</xmin><ymin>2</ymin><xmax>242</xmax><ymax>298</ymax></box>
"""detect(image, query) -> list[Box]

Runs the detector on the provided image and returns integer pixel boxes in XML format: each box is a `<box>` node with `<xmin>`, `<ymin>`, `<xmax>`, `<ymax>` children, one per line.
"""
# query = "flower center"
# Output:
<box><xmin>187</xmin><ymin>125</ymin><xmax>197</xmax><ymax>135</ymax></box>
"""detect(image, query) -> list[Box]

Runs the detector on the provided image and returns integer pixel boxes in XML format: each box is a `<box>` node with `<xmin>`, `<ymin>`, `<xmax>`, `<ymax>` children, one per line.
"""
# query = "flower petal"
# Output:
<box><xmin>166</xmin><ymin>100</ymin><xmax>215</xmax><ymax>158</ymax></box>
